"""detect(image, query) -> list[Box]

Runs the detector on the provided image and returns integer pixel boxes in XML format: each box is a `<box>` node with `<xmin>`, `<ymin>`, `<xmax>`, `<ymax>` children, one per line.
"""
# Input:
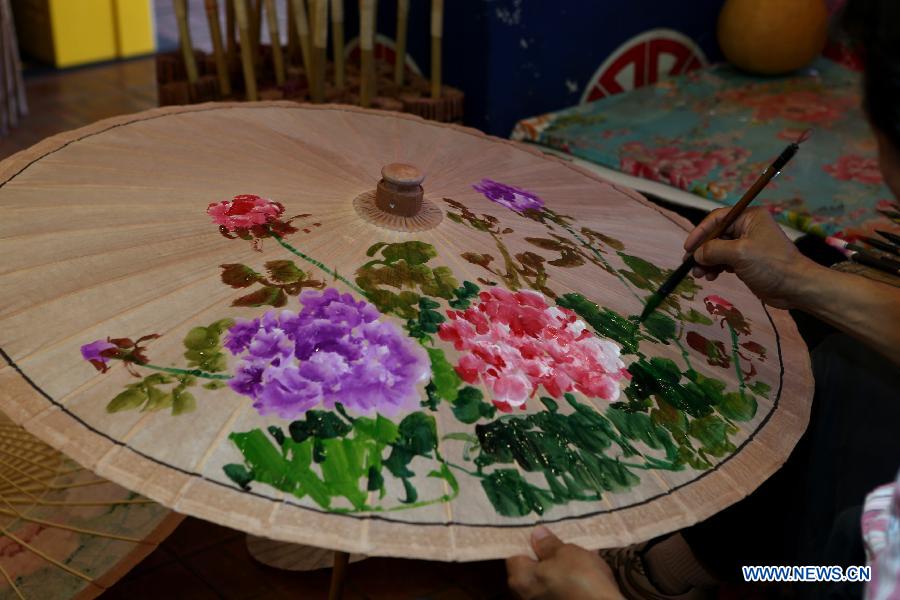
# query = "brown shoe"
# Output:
<box><xmin>601</xmin><ymin>544</ymin><xmax>711</xmax><ymax>600</ymax></box>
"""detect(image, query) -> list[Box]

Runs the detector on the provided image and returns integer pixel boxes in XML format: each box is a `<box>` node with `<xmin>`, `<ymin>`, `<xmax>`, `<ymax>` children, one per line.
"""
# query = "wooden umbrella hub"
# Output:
<box><xmin>376</xmin><ymin>163</ymin><xmax>424</xmax><ymax>217</ymax></box>
<box><xmin>354</xmin><ymin>162</ymin><xmax>443</xmax><ymax>232</ymax></box>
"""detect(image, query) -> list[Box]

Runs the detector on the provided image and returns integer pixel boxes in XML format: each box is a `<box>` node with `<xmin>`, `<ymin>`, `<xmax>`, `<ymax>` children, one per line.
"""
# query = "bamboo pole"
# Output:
<box><xmin>394</xmin><ymin>0</ymin><xmax>408</xmax><ymax>86</ymax></box>
<box><xmin>263</xmin><ymin>0</ymin><xmax>286</xmax><ymax>85</ymax></box>
<box><xmin>290</xmin><ymin>0</ymin><xmax>313</xmax><ymax>83</ymax></box>
<box><xmin>330</xmin><ymin>0</ymin><xmax>345</xmax><ymax>89</ymax></box>
<box><xmin>233</xmin><ymin>0</ymin><xmax>258</xmax><ymax>100</ymax></box>
<box><xmin>173</xmin><ymin>0</ymin><xmax>199</xmax><ymax>85</ymax></box>
<box><xmin>249</xmin><ymin>0</ymin><xmax>262</xmax><ymax>68</ymax></box>
<box><xmin>311</xmin><ymin>0</ymin><xmax>328</xmax><ymax>102</ymax></box>
<box><xmin>225</xmin><ymin>0</ymin><xmax>236</xmax><ymax>64</ymax></box>
<box><xmin>204</xmin><ymin>0</ymin><xmax>232</xmax><ymax>95</ymax></box>
<box><xmin>359</xmin><ymin>0</ymin><xmax>375</xmax><ymax>107</ymax></box>
<box><xmin>430</xmin><ymin>0</ymin><xmax>442</xmax><ymax>99</ymax></box>
<box><xmin>287</xmin><ymin>0</ymin><xmax>300</xmax><ymax>65</ymax></box>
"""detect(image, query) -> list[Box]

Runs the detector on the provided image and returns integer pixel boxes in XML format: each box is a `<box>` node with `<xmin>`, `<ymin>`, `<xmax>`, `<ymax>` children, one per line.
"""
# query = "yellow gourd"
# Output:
<box><xmin>717</xmin><ymin>0</ymin><xmax>829</xmax><ymax>75</ymax></box>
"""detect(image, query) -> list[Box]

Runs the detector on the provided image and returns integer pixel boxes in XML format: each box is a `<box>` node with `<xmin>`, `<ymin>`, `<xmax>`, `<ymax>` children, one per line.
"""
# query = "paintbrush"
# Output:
<box><xmin>826</xmin><ymin>237</ymin><xmax>900</xmax><ymax>274</ymax></box>
<box><xmin>861</xmin><ymin>235</ymin><xmax>900</xmax><ymax>256</ymax></box>
<box><xmin>879</xmin><ymin>209</ymin><xmax>900</xmax><ymax>222</ymax></box>
<box><xmin>877</xmin><ymin>230</ymin><xmax>900</xmax><ymax>246</ymax></box>
<box><xmin>639</xmin><ymin>132</ymin><xmax>809</xmax><ymax>322</ymax></box>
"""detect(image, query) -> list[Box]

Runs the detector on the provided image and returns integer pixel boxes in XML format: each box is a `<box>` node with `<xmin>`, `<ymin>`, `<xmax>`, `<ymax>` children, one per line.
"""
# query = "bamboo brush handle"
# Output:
<box><xmin>430</xmin><ymin>0</ymin><xmax>443</xmax><ymax>99</ymax></box>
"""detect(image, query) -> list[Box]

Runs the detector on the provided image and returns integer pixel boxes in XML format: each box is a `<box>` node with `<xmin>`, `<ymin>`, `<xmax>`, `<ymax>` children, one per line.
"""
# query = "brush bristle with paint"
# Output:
<box><xmin>640</xmin><ymin>130</ymin><xmax>810</xmax><ymax>322</ymax></box>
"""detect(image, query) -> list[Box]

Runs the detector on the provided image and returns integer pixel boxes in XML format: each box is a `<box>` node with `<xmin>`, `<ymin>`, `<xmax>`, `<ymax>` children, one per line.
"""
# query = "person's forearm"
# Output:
<box><xmin>792</xmin><ymin>264</ymin><xmax>900</xmax><ymax>365</ymax></box>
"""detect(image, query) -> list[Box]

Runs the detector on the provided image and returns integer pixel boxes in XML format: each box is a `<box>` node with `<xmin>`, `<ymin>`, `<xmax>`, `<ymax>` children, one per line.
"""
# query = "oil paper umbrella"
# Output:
<box><xmin>0</xmin><ymin>103</ymin><xmax>812</xmax><ymax>563</ymax></box>
<box><xmin>0</xmin><ymin>410</ymin><xmax>180</xmax><ymax>599</ymax></box>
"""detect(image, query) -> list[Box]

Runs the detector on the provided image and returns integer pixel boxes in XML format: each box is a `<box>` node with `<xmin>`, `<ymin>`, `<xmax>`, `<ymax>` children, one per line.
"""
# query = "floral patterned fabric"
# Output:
<box><xmin>512</xmin><ymin>58</ymin><xmax>900</xmax><ymax>240</ymax></box>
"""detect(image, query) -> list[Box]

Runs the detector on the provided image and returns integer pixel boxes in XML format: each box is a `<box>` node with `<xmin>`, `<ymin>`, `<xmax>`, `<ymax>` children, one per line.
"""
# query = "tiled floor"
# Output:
<box><xmin>0</xmin><ymin>58</ymin><xmax>158</xmax><ymax>160</ymax></box>
<box><xmin>103</xmin><ymin>517</ymin><xmax>510</xmax><ymax>599</ymax></box>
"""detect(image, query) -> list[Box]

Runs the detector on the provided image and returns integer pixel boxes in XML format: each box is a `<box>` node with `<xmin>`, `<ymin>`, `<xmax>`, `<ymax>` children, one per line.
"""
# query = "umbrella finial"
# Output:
<box><xmin>376</xmin><ymin>163</ymin><xmax>425</xmax><ymax>217</ymax></box>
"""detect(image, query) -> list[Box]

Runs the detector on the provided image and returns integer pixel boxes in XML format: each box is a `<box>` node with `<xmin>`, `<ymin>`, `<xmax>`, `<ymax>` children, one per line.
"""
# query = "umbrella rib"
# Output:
<box><xmin>189</xmin><ymin>402</ymin><xmax>248</xmax><ymax>474</ymax></box>
<box><xmin>0</xmin><ymin>508</ymin><xmax>147</xmax><ymax>543</ymax></box>
<box><xmin>0</xmin><ymin>528</ymin><xmax>93</xmax><ymax>583</ymax></box>
<box><xmin>0</xmin><ymin>563</ymin><xmax>25</xmax><ymax>600</ymax></box>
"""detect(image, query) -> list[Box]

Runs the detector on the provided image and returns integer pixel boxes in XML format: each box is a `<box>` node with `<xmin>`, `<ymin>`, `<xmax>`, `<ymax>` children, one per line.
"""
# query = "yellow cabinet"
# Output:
<box><xmin>13</xmin><ymin>0</ymin><xmax>155</xmax><ymax>68</ymax></box>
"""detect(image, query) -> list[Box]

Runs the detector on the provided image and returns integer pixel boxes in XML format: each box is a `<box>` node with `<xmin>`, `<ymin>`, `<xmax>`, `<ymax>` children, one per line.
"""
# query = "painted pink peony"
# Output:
<box><xmin>823</xmin><ymin>155</ymin><xmax>883</xmax><ymax>185</ymax></box>
<box><xmin>207</xmin><ymin>194</ymin><xmax>287</xmax><ymax>232</ymax></box>
<box><xmin>438</xmin><ymin>288</ymin><xmax>627</xmax><ymax>412</ymax></box>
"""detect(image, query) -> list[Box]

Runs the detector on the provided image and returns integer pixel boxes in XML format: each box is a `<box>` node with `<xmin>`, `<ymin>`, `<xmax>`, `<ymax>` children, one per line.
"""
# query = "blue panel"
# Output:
<box><xmin>345</xmin><ymin>1</ymin><xmax>725</xmax><ymax>136</ymax></box>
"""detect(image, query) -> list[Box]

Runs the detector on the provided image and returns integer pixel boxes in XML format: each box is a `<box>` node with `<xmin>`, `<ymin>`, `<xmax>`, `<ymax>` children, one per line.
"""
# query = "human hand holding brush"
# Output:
<box><xmin>686</xmin><ymin>207</ymin><xmax>900</xmax><ymax>365</ymax></box>
<box><xmin>686</xmin><ymin>207</ymin><xmax>818</xmax><ymax>310</ymax></box>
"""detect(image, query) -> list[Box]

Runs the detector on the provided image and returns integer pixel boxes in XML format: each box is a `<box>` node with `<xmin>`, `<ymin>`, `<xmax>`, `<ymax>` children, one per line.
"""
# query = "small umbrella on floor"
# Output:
<box><xmin>0</xmin><ymin>102</ymin><xmax>812</xmax><ymax>563</ymax></box>
<box><xmin>0</xmin><ymin>411</ymin><xmax>180</xmax><ymax>599</ymax></box>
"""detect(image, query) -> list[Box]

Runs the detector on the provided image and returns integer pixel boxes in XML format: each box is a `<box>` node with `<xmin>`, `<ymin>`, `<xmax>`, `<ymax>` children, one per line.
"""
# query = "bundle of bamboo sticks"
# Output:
<box><xmin>160</xmin><ymin>0</ymin><xmax>462</xmax><ymax>122</ymax></box>
<box><xmin>0</xmin><ymin>0</ymin><xmax>27</xmax><ymax>136</ymax></box>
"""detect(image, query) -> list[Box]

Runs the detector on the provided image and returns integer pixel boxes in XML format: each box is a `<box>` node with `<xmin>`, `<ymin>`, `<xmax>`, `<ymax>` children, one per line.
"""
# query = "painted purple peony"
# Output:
<box><xmin>224</xmin><ymin>288</ymin><xmax>430</xmax><ymax>419</ymax></box>
<box><xmin>473</xmin><ymin>178</ymin><xmax>544</xmax><ymax>213</ymax></box>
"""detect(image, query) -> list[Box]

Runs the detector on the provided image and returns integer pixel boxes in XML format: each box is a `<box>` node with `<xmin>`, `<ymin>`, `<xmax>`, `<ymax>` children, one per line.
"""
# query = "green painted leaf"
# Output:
<box><xmin>452</xmin><ymin>386</ymin><xmax>495</xmax><ymax>424</ymax></box>
<box><xmin>689</xmin><ymin>415</ymin><xmax>737</xmax><ymax>457</ymax></box>
<box><xmin>748</xmin><ymin>381</ymin><xmax>771</xmax><ymax>399</ymax></box>
<box><xmin>265</xmin><ymin>260</ymin><xmax>306</xmax><ymax>283</ymax></box>
<box><xmin>353</xmin><ymin>415</ymin><xmax>399</xmax><ymax>445</ymax></box>
<box><xmin>397</xmin><ymin>413</ymin><xmax>438</xmax><ymax>455</ymax></box>
<box><xmin>106</xmin><ymin>388</ymin><xmax>146</xmax><ymax>413</ymax></box>
<box><xmin>643</xmin><ymin>312</ymin><xmax>677</xmax><ymax>343</ymax></box>
<box><xmin>367</xmin><ymin>465</ymin><xmax>384</xmax><ymax>491</ymax></box>
<box><xmin>233</xmin><ymin>286</ymin><xmax>288</xmax><ymax>308</ymax></box>
<box><xmin>426</xmin><ymin>348</ymin><xmax>461</xmax><ymax>403</ymax></box>
<box><xmin>172</xmin><ymin>390</ymin><xmax>196</xmax><ymax>415</ymax></box>
<box><xmin>289</xmin><ymin>411</ymin><xmax>352</xmax><ymax>442</ymax></box>
<box><xmin>365</xmin><ymin>242</ymin><xmax>388</xmax><ymax>257</ymax></box>
<box><xmin>220</xmin><ymin>263</ymin><xmax>260</xmax><ymax>288</ymax></box>
<box><xmin>380</xmin><ymin>241</ymin><xmax>437</xmax><ymax>266</ymax></box>
<box><xmin>683</xmin><ymin>308</ymin><xmax>713</xmax><ymax>326</ymax></box>
<box><xmin>223</xmin><ymin>464</ymin><xmax>254</xmax><ymax>490</ymax></box>
<box><xmin>267</xmin><ymin>425</ymin><xmax>286</xmax><ymax>446</ymax></box>
<box><xmin>480</xmin><ymin>469</ymin><xmax>554</xmax><ymax>517</ymax></box>
<box><xmin>717</xmin><ymin>391</ymin><xmax>758</xmax><ymax>422</ymax></box>
<box><xmin>556</xmin><ymin>293</ymin><xmax>640</xmax><ymax>354</ymax></box>
<box><xmin>142</xmin><ymin>387</ymin><xmax>172</xmax><ymax>412</ymax></box>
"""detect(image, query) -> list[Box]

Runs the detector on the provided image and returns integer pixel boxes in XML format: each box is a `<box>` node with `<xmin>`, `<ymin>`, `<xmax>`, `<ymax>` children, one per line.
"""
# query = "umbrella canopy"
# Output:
<box><xmin>0</xmin><ymin>410</ymin><xmax>179</xmax><ymax>599</ymax></box>
<box><xmin>0</xmin><ymin>103</ymin><xmax>812</xmax><ymax>561</ymax></box>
